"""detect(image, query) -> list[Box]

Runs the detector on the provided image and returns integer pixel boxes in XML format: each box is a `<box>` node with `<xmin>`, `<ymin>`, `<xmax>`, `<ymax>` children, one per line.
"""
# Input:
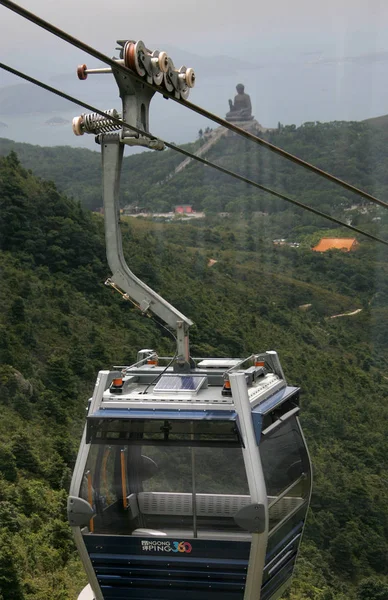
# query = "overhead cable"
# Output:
<box><xmin>1</xmin><ymin>61</ymin><xmax>387</xmax><ymax>248</ymax></box>
<box><xmin>1</xmin><ymin>0</ymin><xmax>388</xmax><ymax>211</ymax></box>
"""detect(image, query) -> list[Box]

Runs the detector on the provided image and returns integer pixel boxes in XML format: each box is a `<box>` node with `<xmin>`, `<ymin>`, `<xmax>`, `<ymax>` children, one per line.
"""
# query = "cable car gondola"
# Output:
<box><xmin>67</xmin><ymin>39</ymin><xmax>312</xmax><ymax>600</ymax></box>
<box><xmin>69</xmin><ymin>354</ymin><xmax>312</xmax><ymax>600</ymax></box>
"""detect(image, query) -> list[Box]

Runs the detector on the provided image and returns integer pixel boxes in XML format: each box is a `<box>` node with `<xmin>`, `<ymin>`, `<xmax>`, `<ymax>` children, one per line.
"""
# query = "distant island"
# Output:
<box><xmin>45</xmin><ymin>116</ymin><xmax>69</xmax><ymax>126</ymax></box>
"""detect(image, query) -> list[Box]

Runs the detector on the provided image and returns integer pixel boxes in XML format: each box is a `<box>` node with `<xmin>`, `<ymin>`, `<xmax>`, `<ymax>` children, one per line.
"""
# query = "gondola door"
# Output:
<box><xmin>260</xmin><ymin>415</ymin><xmax>312</xmax><ymax>600</ymax></box>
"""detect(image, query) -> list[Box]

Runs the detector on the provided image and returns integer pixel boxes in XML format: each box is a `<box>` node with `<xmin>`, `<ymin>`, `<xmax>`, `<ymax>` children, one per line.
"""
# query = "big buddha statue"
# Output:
<box><xmin>226</xmin><ymin>84</ymin><xmax>253</xmax><ymax>122</ymax></box>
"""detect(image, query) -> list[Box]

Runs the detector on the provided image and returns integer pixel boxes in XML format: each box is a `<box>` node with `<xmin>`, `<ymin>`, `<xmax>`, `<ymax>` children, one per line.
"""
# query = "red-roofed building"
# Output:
<box><xmin>312</xmin><ymin>238</ymin><xmax>359</xmax><ymax>252</ymax></box>
<box><xmin>175</xmin><ymin>205</ymin><xmax>193</xmax><ymax>214</ymax></box>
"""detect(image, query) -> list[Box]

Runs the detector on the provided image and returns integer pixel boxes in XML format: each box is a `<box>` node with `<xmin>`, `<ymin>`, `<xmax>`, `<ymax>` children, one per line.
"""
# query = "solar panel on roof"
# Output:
<box><xmin>153</xmin><ymin>375</ymin><xmax>207</xmax><ymax>394</ymax></box>
<box><xmin>197</xmin><ymin>359</ymin><xmax>241</xmax><ymax>369</ymax></box>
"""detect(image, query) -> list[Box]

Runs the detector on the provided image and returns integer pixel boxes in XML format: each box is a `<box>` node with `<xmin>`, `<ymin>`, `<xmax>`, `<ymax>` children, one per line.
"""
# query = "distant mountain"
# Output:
<box><xmin>49</xmin><ymin>49</ymin><xmax>261</xmax><ymax>84</ymax></box>
<box><xmin>363</xmin><ymin>113</ymin><xmax>388</xmax><ymax>128</ymax></box>
<box><xmin>156</xmin><ymin>46</ymin><xmax>261</xmax><ymax>78</ymax></box>
<box><xmin>45</xmin><ymin>116</ymin><xmax>69</xmax><ymax>126</ymax></box>
<box><xmin>307</xmin><ymin>49</ymin><xmax>388</xmax><ymax>66</ymax></box>
<box><xmin>0</xmin><ymin>120</ymin><xmax>7</xmax><ymax>128</ymax></box>
<box><xmin>0</xmin><ymin>83</ymin><xmax>74</xmax><ymax>115</ymax></box>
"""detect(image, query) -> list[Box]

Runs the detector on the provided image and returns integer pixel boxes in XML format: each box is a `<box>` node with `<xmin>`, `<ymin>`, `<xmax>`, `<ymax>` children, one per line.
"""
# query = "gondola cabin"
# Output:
<box><xmin>69</xmin><ymin>351</ymin><xmax>312</xmax><ymax>600</ymax></box>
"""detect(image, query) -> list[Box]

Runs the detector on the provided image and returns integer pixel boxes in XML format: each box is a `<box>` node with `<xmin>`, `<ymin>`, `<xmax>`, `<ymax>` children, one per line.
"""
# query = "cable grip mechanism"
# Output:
<box><xmin>73</xmin><ymin>38</ymin><xmax>197</xmax><ymax>149</ymax></box>
<box><xmin>72</xmin><ymin>109</ymin><xmax>121</xmax><ymax>136</ymax></box>
<box><xmin>73</xmin><ymin>39</ymin><xmax>196</xmax><ymax>147</ymax></box>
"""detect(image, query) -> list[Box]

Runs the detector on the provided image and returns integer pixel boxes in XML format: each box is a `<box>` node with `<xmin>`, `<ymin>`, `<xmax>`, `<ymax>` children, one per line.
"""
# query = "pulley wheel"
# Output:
<box><xmin>72</xmin><ymin>116</ymin><xmax>84</xmax><ymax>136</ymax></box>
<box><xmin>158</xmin><ymin>51</ymin><xmax>169</xmax><ymax>73</ymax></box>
<box><xmin>163</xmin><ymin>72</ymin><xmax>174</xmax><ymax>93</ymax></box>
<box><xmin>124</xmin><ymin>42</ymin><xmax>137</xmax><ymax>71</ymax></box>
<box><xmin>185</xmin><ymin>68</ymin><xmax>195</xmax><ymax>88</ymax></box>
<box><xmin>153</xmin><ymin>71</ymin><xmax>164</xmax><ymax>86</ymax></box>
<box><xmin>133</xmin><ymin>40</ymin><xmax>146</xmax><ymax>77</ymax></box>
<box><xmin>180</xmin><ymin>86</ymin><xmax>190</xmax><ymax>100</ymax></box>
<box><xmin>77</xmin><ymin>64</ymin><xmax>88</xmax><ymax>80</ymax></box>
<box><xmin>163</xmin><ymin>57</ymin><xmax>175</xmax><ymax>93</ymax></box>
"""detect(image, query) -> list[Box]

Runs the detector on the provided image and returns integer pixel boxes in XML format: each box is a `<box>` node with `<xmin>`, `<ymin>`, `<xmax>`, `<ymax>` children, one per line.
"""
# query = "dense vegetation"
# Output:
<box><xmin>2</xmin><ymin>120</ymin><xmax>388</xmax><ymax>236</ymax></box>
<box><xmin>0</xmin><ymin>139</ymin><xmax>387</xmax><ymax>600</ymax></box>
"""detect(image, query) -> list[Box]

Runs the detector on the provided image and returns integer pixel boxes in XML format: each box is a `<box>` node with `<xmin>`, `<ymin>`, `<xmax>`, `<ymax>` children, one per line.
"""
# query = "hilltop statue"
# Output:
<box><xmin>226</xmin><ymin>84</ymin><xmax>253</xmax><ymax>122</ymax></box>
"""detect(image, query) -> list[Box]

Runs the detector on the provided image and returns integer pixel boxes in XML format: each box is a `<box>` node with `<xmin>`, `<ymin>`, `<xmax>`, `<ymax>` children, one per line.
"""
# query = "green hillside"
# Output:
<box><xmin>0</xmin><ymin>137</ymin><xmax>194</xmax><ymax>212</ymax></box>
<box><xmin>2</xmin><ymin>119</ymin><xmax>388</xmax><ymax>236</ymax></box>
<box><xmin>0</xmin><ymin>152</ymin><xmax>387</xmax><ymax>599</ymax></box>
<box><xmin>363</xmin><ymin>114</ymin><xmax>388</xmax><ymax>129</ymax></box>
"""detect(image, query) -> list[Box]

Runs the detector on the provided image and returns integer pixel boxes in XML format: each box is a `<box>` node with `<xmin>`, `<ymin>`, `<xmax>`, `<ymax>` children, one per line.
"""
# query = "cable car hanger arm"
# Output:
<box><xmin>84</xmin><ymin>49</ymin><xmax>196</xmax><ymax>362</ymax></box>
<box><xmin>101</xmin><ymin>136</ymin><xmax>192</xmax><ymax>360</ymax></box>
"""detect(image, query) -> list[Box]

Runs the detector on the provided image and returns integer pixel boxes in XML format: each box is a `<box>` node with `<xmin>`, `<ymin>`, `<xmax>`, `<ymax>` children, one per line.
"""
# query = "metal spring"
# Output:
<box><xmin>83</xmin><ymin>109</ymin><xmax>121</xmax><ymax>134</ymax></box>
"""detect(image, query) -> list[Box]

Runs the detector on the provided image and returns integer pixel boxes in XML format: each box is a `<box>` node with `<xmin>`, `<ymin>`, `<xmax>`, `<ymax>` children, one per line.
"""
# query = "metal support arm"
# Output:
<box><xmin>101</xmin><ymin>136</ymin><xmax>192</xmax><ymax>359</ymax></box>
<box><xmin>73</xmin><ymin>40</ymin><xmax>196</xmax><ymax>360</ymax></box>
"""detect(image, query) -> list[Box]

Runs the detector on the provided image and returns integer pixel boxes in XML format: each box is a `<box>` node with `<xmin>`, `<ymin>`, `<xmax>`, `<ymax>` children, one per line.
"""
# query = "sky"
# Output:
<box><xmin>1</xmin><ymin>0</ymin><xmax>388</xmax><ymax>148</ymax></box>
<box><xmin>1</xmin><ymin>0</ymin><xmax>387</xmax><ymax>55</ymax></box>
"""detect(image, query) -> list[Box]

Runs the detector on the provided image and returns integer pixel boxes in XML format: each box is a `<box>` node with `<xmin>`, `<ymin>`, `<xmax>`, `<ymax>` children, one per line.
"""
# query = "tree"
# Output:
<box><xmin>0</xmin><ymin>447</ymin><xmax>17</xmax><ymax>482</ymax></box>
<box><xmin>357</xmin><ymin>577</ymin><xmax>388</xmax><ymax>600</ymax></box>
<box><xmin>0</xmin><ymin>532</ymin><xmax>24</xmax><ymax>599</ymax></box>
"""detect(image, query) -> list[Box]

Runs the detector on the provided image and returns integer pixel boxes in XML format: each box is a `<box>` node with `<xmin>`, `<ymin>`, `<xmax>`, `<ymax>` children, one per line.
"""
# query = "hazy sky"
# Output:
<box><xmin>1</xmin><ymin>0</ymin><xmax>387</xmax><ymax>59</ymax></box>
<box><xmin>1</xmin><ymin>0</ymin><xmax>388</xmax><ymax>147</ymax></box>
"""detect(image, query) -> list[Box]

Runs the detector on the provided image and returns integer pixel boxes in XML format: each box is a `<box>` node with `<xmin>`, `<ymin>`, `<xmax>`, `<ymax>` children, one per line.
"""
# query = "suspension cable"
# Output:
<box><xmin>1</xmin><ymin>0</ymin><xmax>388</xmax><ymax>211</ymax></box>
<box><xmin>1</xmin><ymin>61</ymin><xmax>387</xmax><ymax>248</ymax></box>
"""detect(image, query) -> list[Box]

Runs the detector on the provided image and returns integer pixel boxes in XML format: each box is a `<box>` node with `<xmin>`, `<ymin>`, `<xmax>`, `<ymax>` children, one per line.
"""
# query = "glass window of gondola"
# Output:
<box><xmin>86</xmin><ymin>417</ymin><xmax>242</xmax><ymax>445</ymax></box>
<box><xmin>259</xmin><ymin>416</ymin><xmax>311</xmax><ymax>532</ymax></box>
<box><xmin>81</xmin><ymin>417</ymin><xmax>251</xmax><ymax>538</ymax></box>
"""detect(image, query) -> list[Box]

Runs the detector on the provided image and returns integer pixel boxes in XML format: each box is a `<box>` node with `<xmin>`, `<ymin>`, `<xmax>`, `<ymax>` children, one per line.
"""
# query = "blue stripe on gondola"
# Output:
<box><xmin>88</xmin><ymin>409</ymin><xmax>238</xmax><ymax>420</ymax></box>
<box><xmin>95</xmin><ymin>568</ymin><xmax>246</xmax><ymax>580</ymax></box>
<box><xmin>90</xmin><ymin>554</ymin><xmax>248</xmax><ymax>567</ymax></box>
<box><xmin>84</xmin><ymin>535</ymin><xmax>251</xmax><ymax>560</ymax></box>
<box><xmin>99</xmin><ymin>575</ymin><xmax>245</xmax><ymax>588</ymax></box>
<box><xmin>100</xmin><ymin>589</ymin><xmax>245</xmax><ymax>600</ymax></box>
<box><xmin>266</xmin><ymin>521</ymin><xmax>304</xmax><ymax>562</ymax></box>
<box><xmin>261</xmin><ymin>555</ymin><xmax>296</xmax><ymax>600</ymax></box>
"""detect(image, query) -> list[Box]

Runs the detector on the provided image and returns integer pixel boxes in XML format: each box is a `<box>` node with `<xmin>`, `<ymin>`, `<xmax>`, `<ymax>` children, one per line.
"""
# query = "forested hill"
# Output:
<box><xmin>0</xmin><ymin>153</ymin><xmax>388</xmax><ymax>599</ymax></box>
<box><xmin>2</xmin><ymin>119</ymin><xmax>388</xmax><ymax>223</ymax></box>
